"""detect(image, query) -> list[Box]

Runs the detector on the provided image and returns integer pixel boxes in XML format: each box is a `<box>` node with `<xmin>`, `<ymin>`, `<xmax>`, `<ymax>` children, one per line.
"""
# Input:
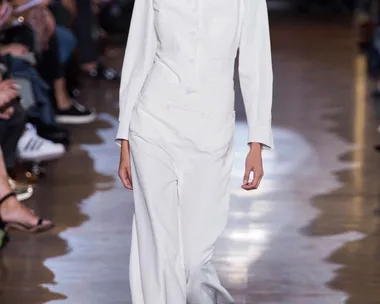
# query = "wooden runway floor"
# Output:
<box><xmin>1</xmin><ymin>14</ymin><xmax>380</xmax><ymax>304</ymax></box>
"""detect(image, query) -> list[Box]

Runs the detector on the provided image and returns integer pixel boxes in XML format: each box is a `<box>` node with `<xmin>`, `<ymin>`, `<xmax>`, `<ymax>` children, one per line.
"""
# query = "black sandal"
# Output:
<box><xmin>0</xmin><ymin>192</ymin><xmax>54</xmax><ymax>233</ymax></box>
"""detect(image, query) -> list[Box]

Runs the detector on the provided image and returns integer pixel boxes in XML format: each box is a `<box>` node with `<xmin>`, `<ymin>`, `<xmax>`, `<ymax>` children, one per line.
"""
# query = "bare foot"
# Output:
<box><xmin>0</xmin><ymin>195</ymin><xmax>52</xmax><ymax>229</ymax></box>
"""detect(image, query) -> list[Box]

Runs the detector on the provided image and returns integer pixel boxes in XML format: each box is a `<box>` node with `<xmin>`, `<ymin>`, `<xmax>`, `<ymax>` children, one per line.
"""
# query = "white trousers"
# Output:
<box><xmin>128</xmin><ymin>73</ymin><xmax>235</xmax><ymax>304</ymax></box>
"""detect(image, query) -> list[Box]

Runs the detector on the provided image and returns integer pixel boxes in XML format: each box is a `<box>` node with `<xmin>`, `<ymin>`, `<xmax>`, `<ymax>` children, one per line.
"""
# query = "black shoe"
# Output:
<box><xmin>55</xmin><ymin>101</ymin><xmax>96</xmax><ymax>124</ymax></box>
<box><xmin>83</xmin><ymin>63</ymin><xmax>120</xmax><ymax>82</ymax></box>
<box><xmin>28</xmin><ymin>119</ymin><xmax>71</xmax><ymax>145</ymax></box>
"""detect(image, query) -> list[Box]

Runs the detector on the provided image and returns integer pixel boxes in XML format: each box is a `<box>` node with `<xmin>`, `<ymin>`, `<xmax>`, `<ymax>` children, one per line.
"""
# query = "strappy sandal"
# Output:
<box><xmin>0</xmin><ymin>192</ymin><xmax>54</xmax><ymax>234</ymax></box>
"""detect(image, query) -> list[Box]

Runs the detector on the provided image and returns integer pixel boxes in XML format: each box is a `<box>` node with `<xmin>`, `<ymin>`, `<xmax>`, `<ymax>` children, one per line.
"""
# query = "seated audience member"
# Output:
<box><xmin>9</xmin><ymin>0</ymin><xmax>96</xmax><ymax>124</ymax></box>
<box><xmin>0</xmin><ymin>80</ymin><xmax>53</xmax><ymax>233</ymax></box>
<box><xmin>0</xmin><ymin>149</ymin><xmax>53</xmax><ymax>233</ymax></box>
<box><xmin>0</xmin><ymin>79</ymin><xmax>32</xmax><ymax>200</ymax></box>
<box><xmin>0</xmin><ymin>3</ymin><xmax>69</xmax><ymax>144</ymax></box>
<box><xmin>0</xmin><ymin>79</ymin><xmax>64</xmax><ymax>195</ymax></box>
<box><xmin>72</xmin><ymin>0</ymin><xmax>120</xmax><ymax>81</ymax></box>
<box><xmin>48</xmin><ymin>0</ymin><xmax>80</xmax><ymax>96</ymax></box>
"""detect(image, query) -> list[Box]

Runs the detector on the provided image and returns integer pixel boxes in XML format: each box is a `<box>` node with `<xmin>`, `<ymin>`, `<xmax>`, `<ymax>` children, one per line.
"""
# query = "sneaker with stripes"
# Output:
<box><xmin>17</xmin><ymin>124</ymin><xmax>66</xmax><ymax>162</ymax></box>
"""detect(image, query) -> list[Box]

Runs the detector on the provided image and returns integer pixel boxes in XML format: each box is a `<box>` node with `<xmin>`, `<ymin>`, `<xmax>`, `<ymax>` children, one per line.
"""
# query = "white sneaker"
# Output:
<box><xmin>17</xmin><ymin>124</ymin><xmax>66</xmax><ymax>162</ymax></box>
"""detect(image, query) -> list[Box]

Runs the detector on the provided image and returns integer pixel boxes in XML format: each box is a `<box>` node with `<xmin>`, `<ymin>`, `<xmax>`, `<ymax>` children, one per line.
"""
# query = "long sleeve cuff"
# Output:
<box><xmin>115</xmin><ymin>119</ymin><xmax>130</xmax><ymax>146</ymax></box>
<box><xmin>247</xmin><ymin>124</ymin><xmax>274</xmax><ymax>150</ymax></box>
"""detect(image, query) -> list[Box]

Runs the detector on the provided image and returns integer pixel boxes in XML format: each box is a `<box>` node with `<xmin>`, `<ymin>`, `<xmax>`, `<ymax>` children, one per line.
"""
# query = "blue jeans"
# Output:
<box><xmin>55</xmin><ymin>25</ymin><xmax>77</xmax><ymax>64</ymax></box>
<box><xmin>7</xmin><ymin>55</ymin><xmax>55</xmax><ymax>125</ymax></box>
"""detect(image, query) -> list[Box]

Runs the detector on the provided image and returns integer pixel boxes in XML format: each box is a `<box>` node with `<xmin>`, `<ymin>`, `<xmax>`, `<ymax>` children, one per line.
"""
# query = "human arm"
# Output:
<box><xmin>117</xmin><ymin>0</ymin><xmax>157</xmax><ymax>190</ymax></box>
<box><xmin>239</xmin><ymin>0</ymin><xmax>274</xmax><ymax>150</ymax></box>
<box><xmin>239</xmin><ymin>0</ymin><xmax>273</xmax><ymax>190</ymax></box>
<box><xmin>116</xmin><ymin>0</ymin><xmax>157</xmax><ymax>144</ymax></box>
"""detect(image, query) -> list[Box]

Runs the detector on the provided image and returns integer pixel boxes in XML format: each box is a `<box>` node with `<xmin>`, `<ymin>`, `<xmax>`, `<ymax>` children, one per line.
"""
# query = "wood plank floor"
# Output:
<box><xmin>1</xmin><ymin>14</ymin><xmax>380</xmax><ymax>304</ymax></box>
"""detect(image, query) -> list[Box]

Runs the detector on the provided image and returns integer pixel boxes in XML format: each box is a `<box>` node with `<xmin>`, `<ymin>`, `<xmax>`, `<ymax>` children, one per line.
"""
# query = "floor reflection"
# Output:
<box><xmin>1</xmin><ymin>14</ymin><xmax>380</xmax><ymax>304</ymax></box>
<box><xmin>216</xmin><ymin>122</ymin><xmax>364</xmax><ymax>303</ymax></box>
<box><xmin>43</xmin><ymin>114</ymin><xmax>131</xmax><ymax>304</ymax></box>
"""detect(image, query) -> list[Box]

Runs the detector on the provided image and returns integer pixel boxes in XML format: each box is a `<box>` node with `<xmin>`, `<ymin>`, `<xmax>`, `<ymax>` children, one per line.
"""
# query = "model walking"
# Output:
<box><xmin>117</xmin><ymin>0</ymin><xmax>273</xmax><ymax>303</ymax></box>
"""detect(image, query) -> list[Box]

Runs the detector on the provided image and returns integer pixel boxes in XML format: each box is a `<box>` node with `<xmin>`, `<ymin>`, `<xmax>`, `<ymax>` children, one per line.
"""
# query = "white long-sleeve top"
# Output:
<box><xmin>116</xmin><ymin>0</ymin><xmax>274</xmax><ymax>149</ymax></box>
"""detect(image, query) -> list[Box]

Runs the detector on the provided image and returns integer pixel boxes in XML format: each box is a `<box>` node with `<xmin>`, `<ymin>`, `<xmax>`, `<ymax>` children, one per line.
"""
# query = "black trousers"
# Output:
<box><xmin>38</xmin><ymin>33</ymin><xmax>64</xmax><ymax>86</ymax></box>
<box><xmin>73</xmin><ymin>0</ymin><xmax>99</xmax><ymax>64</ymax></box>
<box><xmin>36</xmin><ymin>33</ymin><xmax>65</xmax><ymax>110</ymax></box>
<box><xmin>0</xmin><ymin>105</ymin><xmax>26</xmax><ymax>170</ymax></box>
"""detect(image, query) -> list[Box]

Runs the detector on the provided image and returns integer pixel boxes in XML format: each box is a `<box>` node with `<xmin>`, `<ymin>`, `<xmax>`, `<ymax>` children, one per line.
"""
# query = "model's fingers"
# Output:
<box><xmin>118</xmin><ymin>168</ymin><xmax>127</xmax><ymax>186</ymax></box>
<box><xmin>251</xmin><ymin>169</ymin><xmax>264</xmax><ymax>189</ymax></box>
<box><xmin>126</xmin><ymin>164</ymin><xmax>133</xmax><ymax>185</ymax></box>
<box><xmin>125</xmin><ymin>176</ymin><xmax>133</xmax><ymax>190</ymax></box>
<box><xmin>119</xmin><ymin>167</ymin><xmax>132</xmax><ymax>190</ymax></box>
<box><xmin>241</xmin><ymin>168</ymin><xmax>253</xmax><ymax>190</ymax></box>
<box><xmin>242</xmin><ymin>169</ymin><xmax>263</xmax><ymax>190</ymax></box>
<box><xmin>126</xmin><ymin>168</ymin><xmax>133</xmax><ymax>190</ymax></box>
<box><xmin>242</xmin><ymin>167</ymin><xmax>251</xmax><ymax>185</ymax></box>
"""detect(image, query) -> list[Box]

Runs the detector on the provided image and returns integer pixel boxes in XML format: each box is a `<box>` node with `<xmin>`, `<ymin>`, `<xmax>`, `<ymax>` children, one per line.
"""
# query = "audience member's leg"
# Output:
<box><xmin>0</xmin><ymin>149</ymin><xmax>53</xmax><ymax>232</ymax></box>
<box><xmin>7</xmin><ymin>56</ymin><xmax>70</xmax><ymax>144</ymax></box>
<box><xmin>72</xmin><ymin>0</ymin><xmax>120</xmax><ymax>81</ymax></box>
<box><xmin>72</xmin><ymin>0</ymin><xmax>99</xmax><ymax>68</ymax></box>
<box><xmin>0</xmin><ymin>104</ymin><xmax>25</xmax><ymax>171</ymax></box>
<box><xmin>37</xmin><ymin>33</ymin><xmax>64</xmax><ymax>94</ymax></box>
<box><xmin>38</xmin><ymin>33</ymin><xmax>95</xmax><ymax>124</ymax></box>
<box><xmin>0</xmin><ymin>105</ymin><xmax>33</xmax><ymax>202</ymax></box>
<box><xmin>55</xmin><ymin>25</ymin><xmax>77</xmax><ymax>65</ymax></box>
<box><xmin>0</xmin><ymin>83</ymin><xmax>52</xmax><ymax>231</ymax></box>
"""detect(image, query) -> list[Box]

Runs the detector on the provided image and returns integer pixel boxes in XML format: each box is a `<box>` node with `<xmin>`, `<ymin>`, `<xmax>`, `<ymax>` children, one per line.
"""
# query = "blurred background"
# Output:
<box><xmin>0</xmin><ymin>0</ymin><xmax>380</xmax><ymax>303</ymax></box>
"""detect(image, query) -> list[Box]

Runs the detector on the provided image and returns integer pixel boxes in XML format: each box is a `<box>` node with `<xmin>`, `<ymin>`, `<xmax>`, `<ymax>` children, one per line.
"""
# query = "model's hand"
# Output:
<box><xmin>242</xmin><ymin>143</ymin><xmax>264</xmax><ymax>190</ymax></box>
<box><xmin>119</xmin><ymin>140</ymin><xmax>133</xmax><ymax>190</ymax></box>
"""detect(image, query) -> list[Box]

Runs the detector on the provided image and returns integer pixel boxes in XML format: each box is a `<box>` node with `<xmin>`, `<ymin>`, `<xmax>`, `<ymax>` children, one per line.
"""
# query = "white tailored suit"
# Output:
<box><xmin>116</xmin><ymin>0</ymin><xmax>274</xmax><ymax>303</ymax></box>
